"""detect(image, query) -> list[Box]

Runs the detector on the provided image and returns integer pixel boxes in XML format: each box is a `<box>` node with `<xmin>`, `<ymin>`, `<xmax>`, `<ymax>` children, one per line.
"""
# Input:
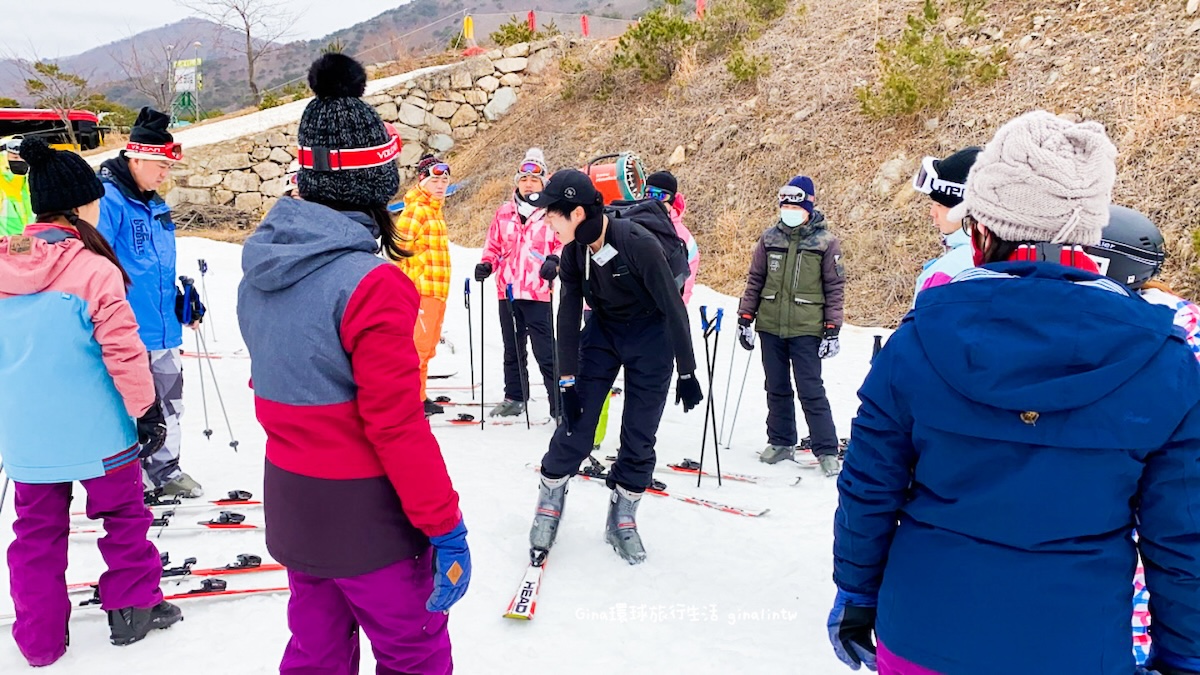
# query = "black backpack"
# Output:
<box><xmin>606</xmin><ymin>199</ymin><xmax>690</xmax><ymax>291</ymax></box>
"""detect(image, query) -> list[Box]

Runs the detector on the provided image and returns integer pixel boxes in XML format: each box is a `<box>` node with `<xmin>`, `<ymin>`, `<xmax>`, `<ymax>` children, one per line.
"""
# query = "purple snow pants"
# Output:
<box><xmin>878</xmin><ymin>640</ymin><xmax>943</xmax><ymax>675</ymax></box>
<box><xmin>280</xmin><ymin>549</ymin><xmax>452</xmax><ymax>675</ymax></box>
<box><xmin>8</xmin><ymin>461</ymin><xmax>164</xmax><ymax>666</ymax></box>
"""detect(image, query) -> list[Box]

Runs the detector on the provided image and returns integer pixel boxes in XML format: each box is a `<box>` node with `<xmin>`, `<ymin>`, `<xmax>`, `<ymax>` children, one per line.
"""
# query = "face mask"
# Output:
<box><xmin>9</xmin><ymin>160</ymin><xmax>28</xmax><ymax>175</ymax></box>
<box><xmin>780</xmin><ymin>209</ymin><xmax>807</xmax><ymax>228</ymax></box>
<box><xmin>516</xmin><ymin>200</ymin><xmax>536</xmax><ymax>218</ymax></box>
<box><xmin>574</xmin><ymin>211</ymin><xmax>604</xmax><ymax>245</ymax></box>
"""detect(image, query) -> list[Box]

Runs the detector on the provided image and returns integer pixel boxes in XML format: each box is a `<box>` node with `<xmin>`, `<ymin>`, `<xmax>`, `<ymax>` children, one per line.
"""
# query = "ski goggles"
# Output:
<box><xmin>423</xmin><ymin>162</ymin><xmax>451</xmax><ymax>178</ymax></box>
<box><xmin>298</xmin><ymin>136</ymin><xmax>400</xmax><ymax>172</ymax></box>
<box><xmin>126</xmin><ymin>141</ymin><xmax>184</xmax><ymax>162</ymax></box>
<box><xmin>4</xmin><ymin>137</ymin><xmax>21</xmax><ymax>154</ymax></box>
<box><xmin>646</xmin><ymin>186</ymin><xmax>673</xmax><ymax>201</ymax></box>
<box><xmin>778</xmin><ymin>185</ymin><xmax>809</xmax><ymax>205</ymax></box>
<box><xmin>913</xmin><ymin>156</ymin><xmax>966</xmax><ymax>198</ymax></box>
<box><xmin>518</xmin><ymin>162</ymin><xmax>546</xmax><ymax>177</ymax></box>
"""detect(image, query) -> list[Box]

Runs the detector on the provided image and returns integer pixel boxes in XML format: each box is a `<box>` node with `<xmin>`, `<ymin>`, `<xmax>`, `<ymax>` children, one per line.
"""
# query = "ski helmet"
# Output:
<box><xmin>1083</xmin><ymin>205</ymin><xmax>1164</xmax><ymax>289</ymax></box>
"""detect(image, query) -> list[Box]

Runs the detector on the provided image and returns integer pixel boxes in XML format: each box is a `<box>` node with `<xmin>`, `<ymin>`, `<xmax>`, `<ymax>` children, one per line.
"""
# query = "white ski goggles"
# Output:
<box><xmin>778</xmin><ymin>185</ymin><xmax>809</xmax><ymax>205</ymax></box>
<box><xmin>912</xmin><ymin>156</ymin><xmax>966</xmax><ymax>199</ymax></box>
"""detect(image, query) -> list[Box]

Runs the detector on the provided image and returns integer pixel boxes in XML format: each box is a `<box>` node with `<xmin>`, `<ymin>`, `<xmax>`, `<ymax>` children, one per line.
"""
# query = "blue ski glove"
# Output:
<box><xmin>559</xmin><ymin>377</ymin><xmax>583</xmax><ymax>434</ymax></box>
<box><xmin>828</xmin><ymin>589</ymin><xmax>878</xmax><ymax>671</ymax></box>
<box><xmin>427</xmin><ymin>519</ymin><xmax>471</xmax><ymax>613</ymax></box>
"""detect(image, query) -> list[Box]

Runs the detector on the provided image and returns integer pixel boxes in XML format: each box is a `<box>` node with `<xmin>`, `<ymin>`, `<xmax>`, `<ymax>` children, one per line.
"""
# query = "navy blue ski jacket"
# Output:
<box><xmin>833</xmin><ymin>262</ymin><xmax>1200</xmax><ymax>675</ymax></box>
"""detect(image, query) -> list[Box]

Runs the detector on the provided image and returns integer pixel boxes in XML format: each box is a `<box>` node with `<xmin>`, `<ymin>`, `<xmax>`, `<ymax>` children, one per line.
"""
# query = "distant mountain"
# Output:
<box><xmin>2</xmin><ymin>1</ymin><xmax>649</xmax><ymax>113</ymax></box>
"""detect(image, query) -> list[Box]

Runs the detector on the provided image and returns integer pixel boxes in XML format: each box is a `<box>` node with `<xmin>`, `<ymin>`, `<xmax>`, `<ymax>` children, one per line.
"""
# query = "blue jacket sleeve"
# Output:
<box><xmin>833</xmin><ymin>328</ymin><xmax>918</xmax><ymax>597</ymax></box>
<box><xmin>96</xmin><ymin>191</ymin><xmax>125</xmax><ymax>247</ymax></box>
<box><xmin>1138</xmin><ymin>403</ymin><xmax>1200</xmax><ymax>669</ymax></box>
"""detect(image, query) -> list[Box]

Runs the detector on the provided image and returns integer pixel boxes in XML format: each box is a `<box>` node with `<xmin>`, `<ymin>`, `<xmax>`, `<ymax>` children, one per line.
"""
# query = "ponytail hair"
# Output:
<box><xmin>35</xmin><ymin>211</ymin><xmax>132</xmax><ymax>287</ymax></box>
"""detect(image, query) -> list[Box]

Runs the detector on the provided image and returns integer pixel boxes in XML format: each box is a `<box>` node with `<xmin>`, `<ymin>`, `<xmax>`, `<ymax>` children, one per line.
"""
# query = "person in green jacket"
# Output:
<box><xmin>737</xmin><ymin>176</ymin><xmax>845</xmax><ymax>477</ymax></box>
<box><xmin>1</xmin><ymin>138</ymin><xmax>34</xmax><ymax>236</ymax></box>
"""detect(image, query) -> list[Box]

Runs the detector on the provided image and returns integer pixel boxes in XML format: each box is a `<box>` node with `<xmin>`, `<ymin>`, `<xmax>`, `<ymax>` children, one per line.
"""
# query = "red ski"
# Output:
<box><xmin>72</xmin><ymin>490</ymin><xmax>261</xmax><ymax>517</ymax></box>
<box><xmin>528</xmin><ymin>465</ymin><xmax>769</xmax><ymax>517</ymax></box>
<box><xmin>67</xmin><ymin>554</ymin><xmax>284</xmax><ymax>594</ymax></box>
<box><xmin>70</xmin><ymin>511</ymin><xmax>260</xmax><ymax>536</ymax></box>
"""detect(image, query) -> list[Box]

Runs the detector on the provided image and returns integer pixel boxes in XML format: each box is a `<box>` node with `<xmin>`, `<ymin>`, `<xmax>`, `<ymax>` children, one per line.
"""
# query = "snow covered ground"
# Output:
<box><xmin>0</xmin><ymin>237</ymin><xmax>891</xmax><ymax>674</ymax></box>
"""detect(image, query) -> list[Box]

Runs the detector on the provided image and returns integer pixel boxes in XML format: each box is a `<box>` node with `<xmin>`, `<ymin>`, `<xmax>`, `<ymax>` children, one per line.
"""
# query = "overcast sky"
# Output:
<box><xmin>5</xmin><ymin>1</ymin><xmax>412</xmax><ymax>59</ymax></box>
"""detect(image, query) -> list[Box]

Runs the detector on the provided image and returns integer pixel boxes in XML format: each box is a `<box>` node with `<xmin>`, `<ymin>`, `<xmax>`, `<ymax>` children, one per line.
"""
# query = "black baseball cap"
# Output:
<box><xmin>527</xmin><ymin>168</ymin><xmax>600</xmax><ymax>209</ymax></box>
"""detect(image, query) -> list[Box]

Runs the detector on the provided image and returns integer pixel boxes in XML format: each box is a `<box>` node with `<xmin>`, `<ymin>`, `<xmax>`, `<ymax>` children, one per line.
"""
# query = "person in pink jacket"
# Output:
<box><xmin>0</xmin><ymin>137</ymin><xmax>181</xmax><ymax>666</ymax></box>
<box><xmin>474</xmin><ymin>148</ymin><xmax>564</xmax><ymax>419</ymax></box>
<box><xmin>645</xmin><ymin>171</ymin><xmax>699</xmax><ymax>304</ymax></box>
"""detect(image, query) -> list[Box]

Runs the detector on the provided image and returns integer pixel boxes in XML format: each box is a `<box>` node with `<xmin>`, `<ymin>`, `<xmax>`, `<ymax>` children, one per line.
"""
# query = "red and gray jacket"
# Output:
<box><xmin>238</xmin><ymin>197</ymin><xmax>461</xmax><ymax>578</ymax></box>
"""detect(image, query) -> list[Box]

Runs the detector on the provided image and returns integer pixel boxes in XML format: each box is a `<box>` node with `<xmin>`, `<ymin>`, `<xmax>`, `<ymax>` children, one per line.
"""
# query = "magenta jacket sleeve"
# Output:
<box><xmin>84</xmin><ymin>254</ymin><xmax>155</xmax><ymax>418</ymax></box>
<box><xmin>340</xmin><ymin>264</ymin><xmax>462</xmax><ymax>537</ymax></box>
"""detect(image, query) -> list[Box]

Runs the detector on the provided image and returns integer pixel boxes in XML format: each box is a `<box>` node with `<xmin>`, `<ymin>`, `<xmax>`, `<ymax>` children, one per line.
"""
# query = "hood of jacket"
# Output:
<box><xmin>912</xmin><ymin>262</ymin><xmax>1183</xmax><ymax>419</ymax></box>
<box><xmin>0</xmin><ymin>226</ymin><xmax>87</xmax><ymax>296</ymax></box>
<box><xmin>241</xmin><ymin>198</ymin><xmax>381</xmax><ymax>293</ymax></box>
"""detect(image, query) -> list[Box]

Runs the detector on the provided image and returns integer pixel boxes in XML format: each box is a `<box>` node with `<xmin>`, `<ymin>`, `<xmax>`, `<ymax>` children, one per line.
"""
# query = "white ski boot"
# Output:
<box><xmin>605</xmin><ymin>486</ymin><xmax>647</xmax><ymax>565</ymax></box>
<box><xmin>529</xmin><ymin>474</ymin><xmax>569</xmax><ymax>551</ymax></box>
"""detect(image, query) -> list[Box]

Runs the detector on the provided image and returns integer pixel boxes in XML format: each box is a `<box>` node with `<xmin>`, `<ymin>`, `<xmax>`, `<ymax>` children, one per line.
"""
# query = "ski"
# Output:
<box><xmin>431</xmin><ymin>396</ymin><xmax>539</xmax><ymax>408</ymax></box>
<box><xmin>66</xmin><ymin>554</ymin><xmax>284</xmax><ymax>594</ymax></box>
<box><xmin>502</xmin><ymin>548</ymin><xmax>548</xmax><ymax>620</ymax></box>
<box><xmin>427</xmin><ymin>381</ymin><xmax>482</xmax><ymax>391</ymax></box>
<box><xmin>665</xmin><ymin>459</ymin><xmax>764</xmax><ymax>484</ymax></box>
<box><xmin>427</xmin><ymin>372</ymin><xmax>459</xmax><ymax>380</ymax></box>
<box><xmin>0</xmin><ymin>580</ymin><xmax>290</xmax><ymax>625</ymax></box>
<box><xmin>72</xmin><ymin>490</ymin><xmax>260</xmax><ymax>518</ymax></box>
<box><xmin>528</xmin><ymin>465</ymin><xmax>768</xmax><ymax>517</ymax></box>
<box><xmin>70</xmin><ymin>511</ymin><xmax>260</xmax><ymax>536</ymax></box>
<box><xmin>432</xmin><ymin>414</ymin><xmax>554</xmax><ymax>428</ymax></box>
<box><xmin>179</xmin><ymin>349</ymin><xmax>248</xmax><ymax>360</ymax></box>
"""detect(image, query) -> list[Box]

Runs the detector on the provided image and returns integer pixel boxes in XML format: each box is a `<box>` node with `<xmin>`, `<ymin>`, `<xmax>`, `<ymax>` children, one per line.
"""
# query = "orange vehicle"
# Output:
<box><xmin>0</xmin><ymin>108</ymin><xmax>105</xmax><ymax>151</ymax></box>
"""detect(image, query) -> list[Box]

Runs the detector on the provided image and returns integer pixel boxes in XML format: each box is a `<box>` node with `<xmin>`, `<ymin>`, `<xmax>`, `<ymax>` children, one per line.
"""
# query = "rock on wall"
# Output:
<box><xmin>165</xmin><ymin>38</ymin><xmax>564</xmax><ymax>213</ymax></box>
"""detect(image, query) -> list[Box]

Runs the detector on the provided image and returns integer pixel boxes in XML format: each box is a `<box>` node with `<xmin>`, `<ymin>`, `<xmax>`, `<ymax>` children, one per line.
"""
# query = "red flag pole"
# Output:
<box><xmin>528</xmin><ymin>10</ymin><xmax>536</xmax><ymax>33</ymax></box>
<box><xmin>581</xmin><ymin>14</ymin><xmax>590</xmax><ymax>37</ymax></box>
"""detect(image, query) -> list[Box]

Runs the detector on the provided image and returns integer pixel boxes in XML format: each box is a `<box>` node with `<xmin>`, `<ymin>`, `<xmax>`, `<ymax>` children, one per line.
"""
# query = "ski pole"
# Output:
<box><xmin>696</xmin><ymin>306</ymin><xmax>724</xmax><ymax>487</ymax></box>
<box><xmin>716</xmin><ymin>326</ymin><xmax>738</xmax><ymax>449</ymax></box>
<box><xmin>181</xmin><ymin>276</ymin><xmax>238</xmax><ymax>452</ymax></box>
<box><xmin>723</xmin><ymin>349</ymin><xmax>753</xmax><ymax>450</ymax></box>
<box><xmin>181</xmin><ymin>275</ymin><xmax>212</xmax><ymax>440</ymax></box>
<box><xmin>871</xmin><ymin>335</ymin><xmax>883</xmax><ymax>363</ymax></box>
<box><xmin>506</xmin><ymin>284</ymin><xmax>532</xmax><ymax>430</ymax></box>
<box><xmin>197</xmin><ymin>259</ymin><xmax>216</xmax><ymax>343</ymax></box>
<box><xmin>479</xmin><ymin>279</ymin><xmax>485</xmax><ymax>431</ymax></box>
<box><xmin>548</xmin><ymin>280</ymin><xmax>562</xmax><ymax>425</ymax></box>
<box><xmin>195</xmin><ymin>331</ymin><xmax>212</xmax><ymax>441</ymax></box>
<box><xmin>464</xmin><ymin>279</ymin><xmax>475</xmax><ymax>401</ymax></box>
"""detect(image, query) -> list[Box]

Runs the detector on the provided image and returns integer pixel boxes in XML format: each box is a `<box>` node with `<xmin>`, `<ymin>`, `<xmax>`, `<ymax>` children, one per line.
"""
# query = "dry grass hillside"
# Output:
<box><xmin>444</xmin><ymin>0</ymin><xmax>1200</xmax><ymax>327</ymax></box>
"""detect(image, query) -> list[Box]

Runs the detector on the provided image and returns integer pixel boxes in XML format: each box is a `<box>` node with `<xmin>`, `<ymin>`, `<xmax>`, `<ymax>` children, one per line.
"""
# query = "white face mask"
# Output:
<box><xmin>517</xmin><ymin>200</ymin><xmax>537</xmax><ymax>218</ymax></box>
<box><xmin>780</xmin><ymin>209</ymin><xmax>807</xmax><ymax>228</ymax></box>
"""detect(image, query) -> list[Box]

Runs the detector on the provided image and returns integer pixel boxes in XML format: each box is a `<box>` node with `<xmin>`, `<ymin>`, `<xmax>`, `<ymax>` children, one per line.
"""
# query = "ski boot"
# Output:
<box><xmin>606</xmin><ymin>486</ymin><xmax>647</xmax><ymax>564</ymax></box>
<box><xmin>160</xmin><ymin>473</ymin><xmax>204</xmax><ymax>499</ymax></box>
<box><xmin>818</xmin><ymin>455</ymin><xmax>842</xmax><ymax>477</ymax></box>
<box><xmin>759</xmin><ymin>444</ymin><xmax>795</xmax><ymax>464</ymax></box>
<box><xmin>424</xmin><ymin>399</ymin><xmax>445</xmax><ymax>417</ymax></box>
<box><xmin>529</xmin><ymin>474</ymin><xmax>570</xmax><ymax>552</ymax></box>
<box><xmin>489</xmin><ymin>399</ymin><xmax>526</xmax><ymax>418</ymax></box>
<box><xmin>107</xmin><ymin>600</ymin><xmax>183</xmax><ymax>646</ymax></box>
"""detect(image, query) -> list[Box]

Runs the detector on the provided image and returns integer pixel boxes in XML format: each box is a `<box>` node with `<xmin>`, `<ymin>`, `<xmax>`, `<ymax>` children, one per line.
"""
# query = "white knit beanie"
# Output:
<box><xmin>947</xmin><ymin>110</ymin><xmax>1117</xmax><ymax>246</ymax></box>
<box><xmin>516</xmin><ymin>147</ymin><xmax>548</xmax><ymax>186</ymax></box>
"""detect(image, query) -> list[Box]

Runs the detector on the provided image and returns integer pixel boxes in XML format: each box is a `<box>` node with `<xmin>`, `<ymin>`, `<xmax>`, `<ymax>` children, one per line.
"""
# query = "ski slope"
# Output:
<box><xmin>0</xmin><ymin>236</ymin><xmax>889</xmax><ymax>674</ymax></box>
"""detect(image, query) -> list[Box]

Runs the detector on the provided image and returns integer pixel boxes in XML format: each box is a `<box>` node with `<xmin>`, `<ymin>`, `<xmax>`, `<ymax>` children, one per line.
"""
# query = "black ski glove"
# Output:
<box><xmin>819</xmin><ymin>322</ymin><xmax>841</xmax><ymax>360</ymax></box>
<box><xmin>559</xmin><ymin>378</ymin><xmax>583</xmax><ymax>434</ymax></box>
<box><xmin>737</xmin><ymin>314</ymin><xmax>756</xmax><ymax>351</ymax></box>
<box><xmin>175</xmin><ymin>279</ymin><xmax>206</xmax><ymax>326</ymax></box>
<box><xmin>539</xmin><ymin>254</ymin><xmax>560</xmax><ymax>281</ymax></box>
<box><xmin>137</xmin><ymin>401</ymin><xmax>168</xmax><ymax>459</ymax></box>
<box><xmin>675</xmin><ymin>373</ymin><xmax>703</xmax><ymax>412</ymax></box>
<box><xmin>474</xmin><ymin>262</ymin><xmax>493</xmax><ymax>282</ymax></box>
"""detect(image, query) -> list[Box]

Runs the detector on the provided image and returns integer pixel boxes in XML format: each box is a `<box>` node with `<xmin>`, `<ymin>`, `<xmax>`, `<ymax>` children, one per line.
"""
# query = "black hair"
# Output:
<box><xmin>36</xmin><ymin>211</ymin><xmax>132</xmax><ymax>286</ymax></box>
<box><xmin>544</xmin><ymin>199</ymin><xmax>604</xmax><ymax>221</ymax></box>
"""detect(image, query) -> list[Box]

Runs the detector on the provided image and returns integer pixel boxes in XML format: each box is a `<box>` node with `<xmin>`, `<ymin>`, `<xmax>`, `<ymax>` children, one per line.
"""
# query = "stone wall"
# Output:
<box><xmin>165</xmin><ymin>39</ymin><xmax>562</xmax><ymax>214</ymax></box>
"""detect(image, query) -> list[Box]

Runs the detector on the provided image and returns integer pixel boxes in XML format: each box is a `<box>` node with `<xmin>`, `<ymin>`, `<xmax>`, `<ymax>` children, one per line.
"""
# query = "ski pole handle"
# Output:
<box><xmin>198</xmin><ymin>259</ymin><xmax>208</xmax><ymax>275</ymax></box>
<box><xmin>464</xmin><ymin>278</ymin><xmax>471</xmax><ymax>309</ymax></box>
<box><xmin>700</xmin><ymin>305</ymin><xmax>710</xmax><ymax>332</ymax></box>
<box><xmin>713</xmin><ymin>308</ymin><xmax>724</xmax><ymax>332</ymax></box>
<box><xmin>506</xmin><ymin>283</ymin><xmax>515</xmax><ymax>304</ymax></box>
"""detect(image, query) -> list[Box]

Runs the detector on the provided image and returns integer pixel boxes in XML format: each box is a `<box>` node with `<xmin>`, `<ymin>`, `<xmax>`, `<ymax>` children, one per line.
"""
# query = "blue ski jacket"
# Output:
<box><xmin>97</xmin><ymin>158</ymin><xmax>181</xmax><ymax>351</ymax></box>
<box><xmin>834</xmin><ymin>262</ymin><xmax>1200</xmax><ymax>675</ymax></box>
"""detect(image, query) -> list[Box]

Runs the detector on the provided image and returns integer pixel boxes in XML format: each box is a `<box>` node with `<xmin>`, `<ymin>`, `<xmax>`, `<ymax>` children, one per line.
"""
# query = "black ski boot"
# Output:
<box><xmin>107</xmin><ymin>600</ymin><xmax>183</xmax><ymax>646</ymax></box>
<box><xmin>424</xmin><ymin>399</ymin><xmax>445</xmax><ymax>417</ymax></box>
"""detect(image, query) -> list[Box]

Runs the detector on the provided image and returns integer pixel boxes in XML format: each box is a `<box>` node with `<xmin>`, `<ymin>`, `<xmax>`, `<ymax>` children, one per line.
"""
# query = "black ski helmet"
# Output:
<box><xmin>1084</xmin><ymin>205</ymin><xmax>1165</xmax><ymax>290</ymax></box>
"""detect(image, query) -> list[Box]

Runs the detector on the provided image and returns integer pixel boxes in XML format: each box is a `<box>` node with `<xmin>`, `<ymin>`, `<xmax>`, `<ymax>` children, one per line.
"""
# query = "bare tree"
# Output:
<box><xmin>176</xmin><ymin>0</ymin><xmax>299</xmax><ymax>105</ymax></box>
<box><xmin>15</xmin><ymin>59</ymin><xmax>93</xmax><ymax>148</ymax></box>
<box><xmin>114</xmin><ymin>36</ymin><xmax>195</xmax><ymax>112</ymax></box>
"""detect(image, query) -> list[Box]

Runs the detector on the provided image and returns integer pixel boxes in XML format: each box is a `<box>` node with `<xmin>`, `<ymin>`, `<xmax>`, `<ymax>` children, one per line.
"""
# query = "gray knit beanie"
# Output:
<box><xmin>947</xmin><ymin>110</ymin><xmax>1117</xmax><ymax>246</ymax></box>
<box><xmin>297</xmin><ymin>53</ymin><xmax>399</xmax><ymax>207</ymax></box>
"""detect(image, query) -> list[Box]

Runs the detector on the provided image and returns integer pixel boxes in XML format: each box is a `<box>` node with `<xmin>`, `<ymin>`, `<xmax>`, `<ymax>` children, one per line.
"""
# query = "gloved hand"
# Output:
<box><xmin>828</xmin><ymin>589</ymin><xmax>878</xmax><ymax>671</ymax></box>
<box><xmin>737</xmin><ymin>313</ymin><xmax>756</xmax><ymax>351</ymax></box>
<box><xmin>474</xmin><ymin>262</ymin><xmax>493</xmax><ymax>282</ymax></box>
<box><xmin>1145</xmin><ymin>649</ymin><xmax>1200</xmax><ymax>675</ymax></box>
<box><xmin>427</xmin><ymin>519</ymin><xmax>471</xmax><ymax>612</ymax></box>
<box><xmin>136</xmin><ymin>401</ymin><xmax>168</xmax><ymax>459</ymax></box>
<box><xmin>175</xmin><ymin>282</ymin><xmax>206</xmax><ymax>326</ymax></box>
<box><xmin>559</xmin><ymin>377</ymin><xmax>583</xmax><ymax>435</ymax></box>
<box><xmin>819</xmin><ymin>322</ymin><xmax>841</xmax><ymax>360</ymax></box>
<box><xmin>675</xmin><ymin>372</ymin><xmax>703</xmax><ymax>412</ymax></box>
<box><xmin>539</xmin><ymin>254</ymin><xmax>560</xmax><ymax>281</ymax></box>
